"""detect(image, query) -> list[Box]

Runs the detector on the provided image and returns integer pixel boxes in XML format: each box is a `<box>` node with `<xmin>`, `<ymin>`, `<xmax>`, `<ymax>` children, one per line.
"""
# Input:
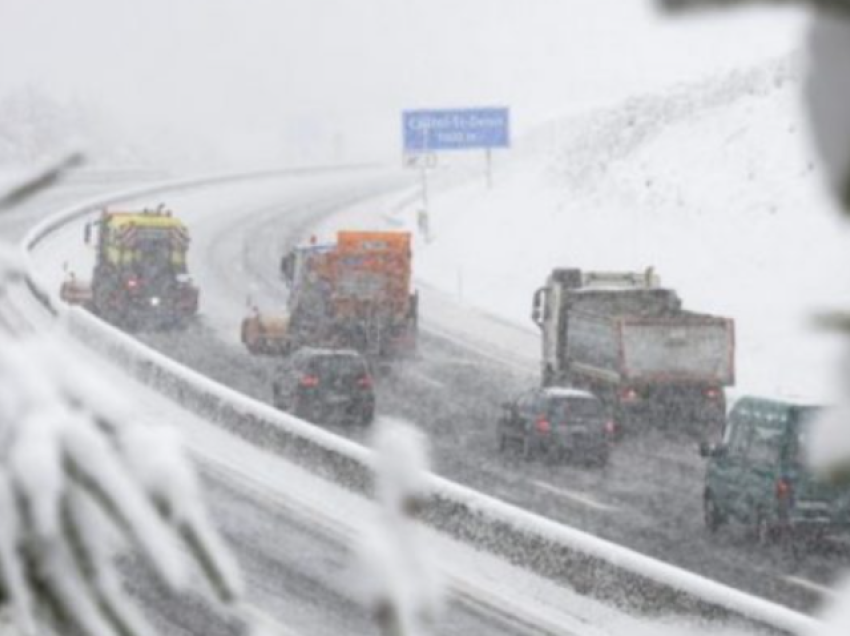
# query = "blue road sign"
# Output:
<box><xmin>403</xmin><ymin>108</ymin><xmax>510</xmax><ymax>152</ymax></box>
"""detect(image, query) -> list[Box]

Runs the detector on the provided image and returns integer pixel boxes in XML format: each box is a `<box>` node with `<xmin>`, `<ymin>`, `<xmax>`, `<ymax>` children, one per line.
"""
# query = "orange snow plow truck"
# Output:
<box><xmin>241</xmin><ymin>231</ymin><xmax>418</xmax><ymax>358</ymax></box>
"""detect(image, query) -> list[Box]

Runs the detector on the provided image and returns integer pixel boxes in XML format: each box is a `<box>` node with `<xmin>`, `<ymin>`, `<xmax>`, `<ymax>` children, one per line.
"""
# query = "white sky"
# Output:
<box><xmin>0</xmin><ymin>0</ymin><xmax>808</xmax><ymax>166</ymax></box>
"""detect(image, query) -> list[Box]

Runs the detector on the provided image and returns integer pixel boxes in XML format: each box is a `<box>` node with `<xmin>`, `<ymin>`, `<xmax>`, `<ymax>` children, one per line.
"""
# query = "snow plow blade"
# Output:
<box><xmin>241</xmin><ymin>314</ymin><xmax>291</xmax><ymax>355</ymax></box>
<box><xmin>59</xmin><ymin>278</ymin><xmax>93</xmax><ymax>307</ymax></box>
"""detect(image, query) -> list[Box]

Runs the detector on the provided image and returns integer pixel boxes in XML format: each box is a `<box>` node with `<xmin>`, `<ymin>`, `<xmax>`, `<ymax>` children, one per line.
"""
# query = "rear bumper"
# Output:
<box><xmin>527</xmin><ymin>431</ymin><xmax>608</xmax><ymax>456</ymax></box>
<box><xmin>784</xmin><ymin>505</ymin><xmax>850</xmax><ymax>532</ymax></box>
<box><xmin>296</xmin><ymin>394</ymin><xmax>375</xmax><ymax>423</ymax></box>
<box><xmin>617</xmin><ymin>391</ymin><xmax>726</xmax><ymax>429</ymax></box>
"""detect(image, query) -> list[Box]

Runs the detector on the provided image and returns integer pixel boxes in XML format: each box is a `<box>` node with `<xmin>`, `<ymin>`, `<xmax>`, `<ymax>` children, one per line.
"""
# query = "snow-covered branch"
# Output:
<box><xmin>660</xmin><ymin>0</ymin><xmax>850</xmax><ymax>14</ymax></box>
<box><xmin>0</xmin><ymin>332</ymin><xmax>243</xmax><ymax>636</ymax></box>
<box><xmin>356</xmin><ymin>420</ymin><xmax>444</xmax><ymax>636</ymax></box>
<box><xmin>0</xmin><ymin>153</ymin><xmax>84</xmax><ymax>213</ymax></box>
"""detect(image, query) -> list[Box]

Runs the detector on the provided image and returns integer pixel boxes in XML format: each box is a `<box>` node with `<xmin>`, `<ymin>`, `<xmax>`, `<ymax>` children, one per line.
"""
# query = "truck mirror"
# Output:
<box><xmin>699</xmin><ymin>442</ymin><xmax>725</xmax><ymax>458</ymax></box>
<box><xmin>281</xmin><ymin>253</ymin><xmax>295</xmax><ymax>282</ymax></box>
<box><xmin>532</xmin><ymin>287</ymin><xmax>544</xmax><ymax>326</ymax></box>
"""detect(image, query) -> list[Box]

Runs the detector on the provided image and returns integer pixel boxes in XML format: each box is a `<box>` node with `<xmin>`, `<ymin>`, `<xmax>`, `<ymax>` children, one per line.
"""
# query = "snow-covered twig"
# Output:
<box><xmin>660</xmin><ymin>0</ymin><xmax>850</xmax><ymax>15</ymax></box>
<box><xmin>0</xmin><ymin>152</ymin><xmax>84</xmax><ymax>213</ymax></box>
<box><xmin>356</xmin><ymin>420</ymin><xmax>443</xmax><ymax>636</ymax></box>
<box><xmin>0</xmin><ymin>333</ymin><xmax>244</xmax><ymax>636</ymax></box>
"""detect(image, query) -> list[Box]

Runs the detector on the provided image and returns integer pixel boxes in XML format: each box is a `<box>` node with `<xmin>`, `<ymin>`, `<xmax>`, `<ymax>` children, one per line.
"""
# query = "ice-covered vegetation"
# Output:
<box><xmin>0</xmin><ymin>332</ymin><xmax>244</xmax><ymax>636</ymax></box>
<box><xmin>0</xmin><ymin>233</ymin><xmax>243</xmax><ymax>636</ymax></box>
<box><xmin>357</xmin><ymin>420</ymin><xmax>444</xmax><ymax>636</ymax></box>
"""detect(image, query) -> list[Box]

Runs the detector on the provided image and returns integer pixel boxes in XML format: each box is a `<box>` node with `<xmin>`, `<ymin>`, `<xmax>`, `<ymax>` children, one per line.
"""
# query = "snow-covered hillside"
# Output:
<box><xmin>403</xmin><ymin>56</ymin><xmax>850</xmax><ymax>402</ymax></box>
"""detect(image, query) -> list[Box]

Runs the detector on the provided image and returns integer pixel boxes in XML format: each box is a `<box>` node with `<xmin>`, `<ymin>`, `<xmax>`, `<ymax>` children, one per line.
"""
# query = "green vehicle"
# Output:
<box><xmin>701</xmin><ymin>396</ymin><xmax>850</xmax><ymax>544</ymax></box>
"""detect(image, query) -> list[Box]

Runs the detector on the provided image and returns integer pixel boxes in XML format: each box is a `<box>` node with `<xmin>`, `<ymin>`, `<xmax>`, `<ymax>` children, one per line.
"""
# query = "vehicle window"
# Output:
<box><xmin>310</xmin><ymin>355</ymin><xmax>365</xmax><ymax>378</ymax></box>
<box><xmin>788</xmin><ymin>408</ymin><xmax>820</xmax><ymax>467</ymax></box>
<box><xmin>726</xmin><ymin>415</ymin><xmax>752</xmax><ymax>457</ymax></box>
<box><xmin>534</xmin><ymin>393</ymin><xmax>549</xmax><ymax>416</ymax></box>
<box><xmin>745</xmin><ymin>425</ymin><xmax>783</xmax><ymax>466</ymax></box>
<box><xmin>549</xmin><ymin>398</ymin><xmax>602</xmax><ymax>421</ymax></box>
<box><xmin>517</xmin><ymin>393</ymin><xmax>537</xmax><ymax>416</ymax></box>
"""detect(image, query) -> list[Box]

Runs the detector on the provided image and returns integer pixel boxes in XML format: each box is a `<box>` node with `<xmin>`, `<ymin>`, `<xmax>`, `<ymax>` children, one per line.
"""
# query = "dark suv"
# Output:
<box><xmin>497</xmin><ymin>387</ymin><xmax>613</xmax><ymax>465</ymax></box>
<box><xmin>701</xmin><ymin>396</ymin><xmax>850</xmax><ymax>545</ymax></box>
<box><xmin>272</xmin><ymin>348</ymin><xmax>375</xmax><ymax>426</ymax></box>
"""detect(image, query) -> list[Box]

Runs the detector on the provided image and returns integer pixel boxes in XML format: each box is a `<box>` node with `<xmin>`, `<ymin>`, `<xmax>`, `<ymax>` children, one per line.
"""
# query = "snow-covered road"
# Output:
<box><xmin>14</xmin><ymin>171</ymin><xmax>683</xmax><ymax>636</ymax></box>
<box><xmin>23</xmin><ymin>167</ymin><xmax>847</xmax><ymax>619</ymax></box>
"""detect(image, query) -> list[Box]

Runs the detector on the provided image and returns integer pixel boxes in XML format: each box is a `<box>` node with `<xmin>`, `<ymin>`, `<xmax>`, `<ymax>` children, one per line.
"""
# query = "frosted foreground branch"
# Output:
<box><xmin>357</xmin><ymin>419</ymin><xmax>444</xmax><ymax>636</ymax></box>
<box><xmin>0</xmin><ymin>332</ymin><xmax>243</xmax><ymax>636</ymax></box>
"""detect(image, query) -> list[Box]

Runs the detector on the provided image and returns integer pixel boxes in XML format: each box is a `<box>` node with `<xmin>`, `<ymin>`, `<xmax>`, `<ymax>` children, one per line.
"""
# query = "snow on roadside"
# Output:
<box><xmin>393</xmin><ymin>60</ymin><xmax>850</xmax><ymax>403</ymax></box>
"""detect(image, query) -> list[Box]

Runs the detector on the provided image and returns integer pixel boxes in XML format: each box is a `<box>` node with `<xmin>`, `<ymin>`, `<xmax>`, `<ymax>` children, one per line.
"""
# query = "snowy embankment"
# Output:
<box><xmin>18</xmin><ymin>176</ymin><xmax>818</xmax><ymax>636</ymax></box>
<box><xmin>393</xmin><ymin>56</ymin><xmax>850</xmax><ymax>403</ymax></box>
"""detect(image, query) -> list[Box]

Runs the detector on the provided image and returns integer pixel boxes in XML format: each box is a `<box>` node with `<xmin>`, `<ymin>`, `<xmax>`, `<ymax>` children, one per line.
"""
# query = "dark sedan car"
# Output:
<box><xmin>497</xmin><ymin>387</ymin><xmax>613</xmax><ymax>465</ymax></box>
<box><xmin>272</xmin><ymin>348</ymin><xmax>375</xmax><ymax>426</ymax></box>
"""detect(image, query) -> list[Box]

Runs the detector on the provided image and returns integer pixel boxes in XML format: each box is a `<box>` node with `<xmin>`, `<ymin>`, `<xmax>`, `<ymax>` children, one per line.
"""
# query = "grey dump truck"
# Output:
<box><xmin>532</xmin><ymin>268</ymin><xmax>735</xmax><ymax>434</ymax></box>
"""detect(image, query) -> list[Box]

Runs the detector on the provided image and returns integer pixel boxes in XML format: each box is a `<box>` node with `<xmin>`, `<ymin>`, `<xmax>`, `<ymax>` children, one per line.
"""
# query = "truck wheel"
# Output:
<box><xmin>754</xmin><ymin>513</ymin><xmax>773</xmax><ymax>546</ymax></box>
<box><xmin>704</xmin><ymin>492</ymin><xmax>724</xmax><ymax>533</ymax></box>
<box><xmin>591</xmin><ymin>445</ymin><xmax>610</xmax><ymax>468</ymax></box>
<box><xmin>359</xmin><ymin>405</ymin><xmax>375</xmax><ymax>426</ymax></box>
<box><xmin>521</xmin><ymin>436</ymin><xmax>536</xmax><ymax>461</ymax></box>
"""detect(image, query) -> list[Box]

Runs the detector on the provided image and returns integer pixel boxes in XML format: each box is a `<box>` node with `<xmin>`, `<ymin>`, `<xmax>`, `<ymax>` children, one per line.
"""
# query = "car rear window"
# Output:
<box><xmin>310</xmin><ymin>355</ymin><xmax>366</xmax><ymax>379</ymax></box>
<box><xmin>549</xmin><ymin>398</ymin><xmax>602</xmax><ymax>421</ymax></box>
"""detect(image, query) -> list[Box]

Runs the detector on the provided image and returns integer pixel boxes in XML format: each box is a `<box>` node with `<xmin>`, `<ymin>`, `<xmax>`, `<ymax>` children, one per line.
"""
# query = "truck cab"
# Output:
<box><xmin>702</xmin><ymin>397</ymin><xmax>850</xmax><ymax>546</ymax></box>
<box><xmin>532</xmin><ymin>268</ymin><xmax>670</xmax><ymax>385</ymax></box>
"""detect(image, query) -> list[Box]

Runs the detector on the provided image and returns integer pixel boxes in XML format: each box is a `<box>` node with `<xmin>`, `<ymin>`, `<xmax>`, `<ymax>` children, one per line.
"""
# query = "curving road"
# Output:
<box><xmin>26</xmin><ymin>169</ymin><xmax>848</xmax><ymax>620</ymax></box>
<box><xmin>20</xmin><ymin>169</ymin><xmax>595</xmax><ymax>636</ymax></box>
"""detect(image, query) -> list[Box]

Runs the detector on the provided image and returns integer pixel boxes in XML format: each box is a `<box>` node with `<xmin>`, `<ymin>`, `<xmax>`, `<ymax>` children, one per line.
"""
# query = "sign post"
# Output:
<box><xmin>402</xmin><ymin>107</ymin><xmax>510</xmax><ymax>236</ymax></box>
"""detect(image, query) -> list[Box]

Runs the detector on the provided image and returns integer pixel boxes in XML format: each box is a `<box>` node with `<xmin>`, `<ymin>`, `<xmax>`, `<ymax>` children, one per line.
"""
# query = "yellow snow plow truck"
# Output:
<box><xmin>60</xmin><ymin>207</ymin><xmax>199</xmax><ymax>329</ymax></box>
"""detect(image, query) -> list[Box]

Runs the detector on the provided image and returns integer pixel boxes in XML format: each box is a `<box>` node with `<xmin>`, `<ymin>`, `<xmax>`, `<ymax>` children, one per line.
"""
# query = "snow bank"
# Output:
<box><xmin>402</xmin><ymin>56</ymin><xmax>850</xmax><ymax>403</ymax></box>
<box><xmin>0</xmin><ymin>612</ymin><xmax>18</xmax><ymax>636</ymax></box>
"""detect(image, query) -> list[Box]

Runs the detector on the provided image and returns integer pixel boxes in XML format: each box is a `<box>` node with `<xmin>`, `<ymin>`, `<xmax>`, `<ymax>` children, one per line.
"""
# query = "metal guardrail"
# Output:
<box><xmin>20</xmin><ymin>172</ymin><xmax>821</xmax><ymax>636</ymax></box>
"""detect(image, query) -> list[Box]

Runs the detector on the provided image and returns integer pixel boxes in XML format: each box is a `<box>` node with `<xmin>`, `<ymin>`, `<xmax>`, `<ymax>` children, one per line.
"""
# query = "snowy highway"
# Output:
<box><xmin>10</xmin><ymin>171</ymin><xmax>647</xmax><ymax>636</ymax></box>
<box><xmin>23</xmin><ymin>170</ymin><xmax>849</xmax><ymax>620</ymax></box>
<box><xmin>8</xmin><ymin>3</ymin><xmax>850</xmax><ymax>636</ymax></box>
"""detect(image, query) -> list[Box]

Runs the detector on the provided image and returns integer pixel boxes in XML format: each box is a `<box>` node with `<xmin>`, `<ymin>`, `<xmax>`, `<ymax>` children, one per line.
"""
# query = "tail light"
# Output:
<box><xmin>776</xmin><ymin>478</ymin><xmax>793</xmax><ymax>501</ymax></box>
<box><xmin>358</xmin><ymin>375</ymin><xmax>373</xmax><ymax>389</ymax></box>
<box><xmin>604</xmin><ymin>421</ymin><xmax>617</xmax><ymax>436</ymax></box>
<box><xmin>299</xmin><ymin>375</ymin><xmax>320</xmax><ymax>388</ymax></box>
<box><xmin>620</xmin><ymin>388</ymin><xmax>639</xmax><ymax>402</ymax></box>
<box><xmin>704</xmin><ymin>387</ymin><xmax>721</xmax><ymax>400</ymax></box>
<box><xmin>126</xmin><ymin>277</ymin><xmax>140</xmax><ymax>290</ymax></box>
<box><xmin>535</xmin><ymin>417</ymin><xmax>551</xmax><ymax>433</ymax></box>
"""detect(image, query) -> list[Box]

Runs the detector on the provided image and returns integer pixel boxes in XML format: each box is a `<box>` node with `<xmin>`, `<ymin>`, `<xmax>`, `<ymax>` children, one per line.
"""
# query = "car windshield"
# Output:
<box><xmin>549</xmin><ymin>398</ymin><xmax>602</xmax><ymax>421</ymax></box>
<box><xmin>747</xmin><ymin>425</ymin><xmax>784</xmax><ymax>465</ymax></box>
